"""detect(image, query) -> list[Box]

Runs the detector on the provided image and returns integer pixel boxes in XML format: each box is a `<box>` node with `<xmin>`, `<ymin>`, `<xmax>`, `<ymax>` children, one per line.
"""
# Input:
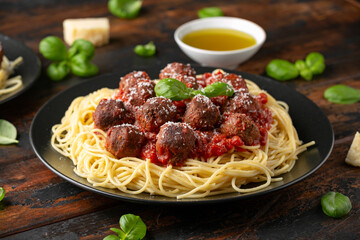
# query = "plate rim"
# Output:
<box><xmin>29</xmin><ymin>69</ymin><xmax>334</xmax><ymax>205</ymax></box>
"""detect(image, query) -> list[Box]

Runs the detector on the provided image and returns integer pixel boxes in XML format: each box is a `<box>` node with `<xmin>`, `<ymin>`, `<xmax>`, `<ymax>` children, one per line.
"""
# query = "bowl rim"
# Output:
<box><xmin>174</xmin><ymin>16</ymin><xmax>266</xmax><ymax>55</ymax></box>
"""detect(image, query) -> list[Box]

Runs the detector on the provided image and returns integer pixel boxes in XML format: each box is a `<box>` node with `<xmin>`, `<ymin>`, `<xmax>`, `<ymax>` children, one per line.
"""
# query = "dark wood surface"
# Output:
<box><xmin>1</xmin><ymin>0</ymin><xmax>359</xmax><ymax>239</ymax></box>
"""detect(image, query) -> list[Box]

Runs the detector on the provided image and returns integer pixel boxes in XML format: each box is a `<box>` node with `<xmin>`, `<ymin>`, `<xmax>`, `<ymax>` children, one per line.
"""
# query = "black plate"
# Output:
<box><xmin>29</xmin><ymin>67</ymin><xmax>334</xmax><ymax>205</ymax></box>
<box><xmin>0</xmin><ymin>33</ymin><xmax>41</xmax><ymax>104</ymax></box>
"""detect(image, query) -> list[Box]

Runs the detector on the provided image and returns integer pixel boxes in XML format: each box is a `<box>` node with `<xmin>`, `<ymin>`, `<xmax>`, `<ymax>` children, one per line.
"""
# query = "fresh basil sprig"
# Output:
<box><xmin>198</xmin><ymin>7</ymin><xmax>224</xmax><ymax>18</ymax></box>
<box><xmin>108</xmin><ymin>0</ymin><xmax>142</xmax><ymax>19</ymax></box>
<box><xmin>266</xmin><ymin>52</ymin><xmax>325</xmax><ymax>81</ymax></box>
<box><xmin>155</xmin><ymin>78</ymin><xmax>234</xmax><ymax>101</ymax></box>
<box><xmin>134</xmin><ymin>41</ymin><xmax>156</xmax><ymax>57</ymax></box>
<box><xmin>39</xmin><ymin>36</ymin><xmax>98</xmax><ymax>81</ymax></box>
<box><xmin>104</xmin><ymin>214</ymin><xmax>146</xmax><ymax>240</ymax></box>
<box><xmin>321</xmin><ymin>192</ymin><xmax>352</xmax><ymax>218</ymax></box>
<box><xmin>0</xmin><ymin>187</ymin><xmax>5</xmax><ymax>202</ymax></box>
<box><xmin>324</xmin><ymin>84</ymin><xmax>360</xmax><ymax>104</ymax></box>
<box><xmin>0</xmin><ymin>119</ymin><xmax>18</xmax><ymax>145</ymax></box>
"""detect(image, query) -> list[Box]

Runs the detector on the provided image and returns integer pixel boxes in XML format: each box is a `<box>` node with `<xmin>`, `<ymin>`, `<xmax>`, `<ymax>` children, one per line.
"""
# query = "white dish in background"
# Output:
<box><xmin>174</xmin><ymin>17</ymin><xmax>266</xmax><ymax>69</ymax></box>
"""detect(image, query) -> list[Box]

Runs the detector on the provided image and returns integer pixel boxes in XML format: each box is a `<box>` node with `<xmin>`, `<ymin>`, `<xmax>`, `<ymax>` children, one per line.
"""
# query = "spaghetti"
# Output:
<box><xmin>51</xmin><ymin>72</ymin><xmax>314</xmax><ymax>199</ymax></box>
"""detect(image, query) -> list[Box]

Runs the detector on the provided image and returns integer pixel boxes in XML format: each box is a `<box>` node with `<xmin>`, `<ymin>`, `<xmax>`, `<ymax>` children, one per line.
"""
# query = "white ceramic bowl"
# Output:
<box><xmin>174</xmin><ymin>17</ymin><xmax>266</xmax><ymax>69</ymax></box>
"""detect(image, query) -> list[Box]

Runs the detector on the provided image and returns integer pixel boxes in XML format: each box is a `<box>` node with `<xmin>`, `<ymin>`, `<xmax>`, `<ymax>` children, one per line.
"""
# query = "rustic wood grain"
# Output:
<box><xmin>0</xmin><ymin>0</ymin><xmax>359</xmax><ymax>239</ymax></box>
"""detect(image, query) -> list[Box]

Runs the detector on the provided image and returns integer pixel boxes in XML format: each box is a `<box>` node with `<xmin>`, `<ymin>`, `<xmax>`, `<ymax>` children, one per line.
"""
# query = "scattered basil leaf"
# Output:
<box><xmin>321</xmin><ymin>192</ymin><xmax>352</xmax><ymax>218</ymax></box>
<box><xmin>192</xmin><ymin>82</ymin><xmax>234</xmax><ymax>98</ymax></box>
<box><xmin>299</xmin><ymin>68</ymin><xmax>312</xmax><ymax>81</ymax></box>
<box><xmin>68</xmin><ymin>39</ymin><xmax>95</xmax><ymax>60</ymax></box>
<box><xmin>108</xmin><ymin>0</ymin><xmax>142</xmax><ymax>19</ymax></box>
<box><xmin>0</xmin><ymin>187</ymin><xmax>5</xmax><ymax>202</ymax></box>
<box><xmin>39</xmin><ymin>36</ymin><xmax>98</xmax><ymax>81</ymax></box>
<box><xmin>198</xmin><ymin>7</ymin><xmax>224</xmax><ymax>18</ymax></box>
<box><xmin>47</xmin><ymin>61</ymin><xmax>70</xmax><ymax>81</ymax></box>
<box><xmin>266</xmin><ymin>59</ymin><xmax>299</xmax><ymax>81</ymax></box>
<box><xmin>70</xmin><ymin>54</ymin><xmax>99</xmax><ymax>77</ymax></box>
<box><xmin>39</xmin><ymin>36</ymin><xmax>68</xmax><ymax>61</ymax></box>
<box><xmin>155</xmin><ymin>78</ymin><xmax>192</xmax><ymax>101</ymax></box>
<box><xmin>134</xmin><ymin>41</ymin><xmax>156</xmax><ymax>57</ymax></box>
<box><xmin>0</xmin><ymin>119</ymin><xmax>18</xmax><ymax>145</ymax></box>
<box><xmin>306</xmin><ymin>52</ymin><xmax>325</xmax><ymax>75</ymax></box>
<box><xmin>104</xmin><ymin>214</ymin><xmax>146</xmax><ymax>240</ymax></box>
<box><xmin>324</xmin><ymin>84</ymin><xmax>360</xmax><ymax>104</ymax></box>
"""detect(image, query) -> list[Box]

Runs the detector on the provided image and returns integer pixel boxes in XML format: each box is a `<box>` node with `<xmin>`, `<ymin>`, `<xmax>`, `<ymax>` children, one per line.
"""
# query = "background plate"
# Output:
<box><xmin>29</xmin><ymin>66</ymin><xmax>334</xmax><ymax>205</ymax></box>
<box><xmin>0</xmin><ymin>33</ymin><xmax>41</xmax><ymax>104</ymax></box>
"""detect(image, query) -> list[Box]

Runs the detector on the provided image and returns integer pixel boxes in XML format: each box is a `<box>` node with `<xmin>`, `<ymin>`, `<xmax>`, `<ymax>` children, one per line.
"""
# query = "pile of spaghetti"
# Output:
<box><xmin>0</xmin><ymin>43</ymin><xmax>23</xmax><ymax>97</ymax></box>
<box><xmin>51</xmin><ymin>63</ymin><xmax>314</xmax><ymax>199</ymax></box>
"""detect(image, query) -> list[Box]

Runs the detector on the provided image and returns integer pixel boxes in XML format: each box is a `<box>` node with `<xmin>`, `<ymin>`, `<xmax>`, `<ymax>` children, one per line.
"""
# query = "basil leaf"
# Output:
<box><xmin>110</xmin><ymin>228</ymin><xmax>125</xmax><ymax>238</ymax></box>
<box><xmin>321</xmin><ymin>192</ymin><xmax>352</xmax><ymax>218</ymax></box>
<box><xmin>108</xmin><ymin>0</ymin><xmax>142</xmax><ymax>19</ymax></box>
<box><xmin>39</xmin><ymin>36</ymin><xmax>68</xmax><ymax>61</ymax></box>
<box><xmin>134</xmin><ymin>41</ymin><xmax>156</xmax><ymax>57</ymax></box>
<box><xmin>103</xmin><ymin>235</ymin><xmax>121</xmax><ymax>240</ymax></box>
<box><xmin>0</xmin><ymin>119</ymin><xmax>18</xmax><ymax>145</ymax></box>
<box><xmin>306</xmin><ymin>52</ymin><xmax>325</xmax><ymax>75</ymax></box>
<box><xmin>324</xmin><ymin>84</ymin><xmax>360</xmax><ymax>104</ymax></box>
<box><xmin>68</xmin><ymin>39</ymin><xmax>95</xmax><ymax>60</ymax></box>
<box><xmin>198</xmin><ymin>7</ymin><xmax>224</xmax><ymax>18</ymax></box>
<box><xmin>47</xmin><ymin>61</ymin><xmax>70</xmax><ymax>81</ymax></box>
<box><xmin>120</xmin><ymin>214</ymin><xmax>146</xmax><ymax>240</ymax></box>
<box><xmin>70</xmin><ymin>54</ymin><xmax>99</xmax><ymax>77</ymax></box>
<box><xmin>155</xmin><ymin>78</ymin><xmax>192</xmax><ymax>101</ymax></box>
<box><xmin>266</xmin><ymin>59</ymin><xmax>299</xmax><ymax>81</ymax></box>
<box><xmin>192</xmin><ymin>82</ymin><xmax>234</xmax><ymax>98</ymax></box>
<box><xmin>0</xmin><ymin>187</ymin><xmax>5</xmax><ymax>202</ymax></box>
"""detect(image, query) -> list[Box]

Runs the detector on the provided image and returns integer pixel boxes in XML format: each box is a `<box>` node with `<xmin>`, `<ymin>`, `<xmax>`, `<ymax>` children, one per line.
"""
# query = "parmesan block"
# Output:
<box><xmin>63</xmin><ymin>18</ymin><xmax>110</xmax><ymax>47</ymax></box>
<box><xmin>345</xmin><ymin>132</ymin><xmax>360</xmax><ymax>167</ymax></box>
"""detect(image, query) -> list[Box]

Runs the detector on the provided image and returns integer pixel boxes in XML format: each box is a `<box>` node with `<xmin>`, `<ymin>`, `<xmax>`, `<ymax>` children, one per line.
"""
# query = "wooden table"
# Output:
<box><xmin>1</xmin><ymin>0</ymin><xmax>359</xmax><ymax>239</ymax></box>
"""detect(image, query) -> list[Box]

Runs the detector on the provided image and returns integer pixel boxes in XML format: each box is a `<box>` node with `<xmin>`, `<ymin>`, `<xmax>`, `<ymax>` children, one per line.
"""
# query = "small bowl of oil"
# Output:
<box><xmin>174</xmin><ymin>17</ymin><xmax>266</xmax><ymax>69</ymax></box>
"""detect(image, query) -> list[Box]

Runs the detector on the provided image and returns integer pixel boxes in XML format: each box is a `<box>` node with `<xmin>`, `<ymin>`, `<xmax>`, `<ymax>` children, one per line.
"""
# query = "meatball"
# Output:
<box><xmin>222</xmin><ymin>90</ymin><xmax>262</xmax><ymax>120</ymax></box>
<box><xmin>93</xmin><ymin>99</ymin><xmax>134</xmax><ymax>131</ymax></box>
<box><xmin>156</xmin><ymin>122</ymin><xmax>196</xmax><ymax>165</ymax></box>
<box><xmin>183</xmin><ymin>95</ymin><xmax>220</xmax><ymax>130</ymax></box>
<box><xmin>105</xmin><ymin>124</ymin><xmax>145</xmax><ymax>158</ymax></box>
<box><xmin>117</xmin><ymin>71</ymin><xmax>155</xmax><ymax>107</ymax></box>
<box><xmin>220</xmin><ymin>113</ymin><xmax>260</xmax><ymax>145</ymax></box>
<box><xmin>136</xmin><ymin>97</ymin><xmax>177</xmax><ymax>132</ymax></box>
<box><xmin>159</xmin><ymin>62</ymin><xmax>199</xmax><ymax>89</ymax></box>
<box><xmin>205</xmin><ymin>72</ymin><xmax>248</xmax><ymax>91</ymax></box>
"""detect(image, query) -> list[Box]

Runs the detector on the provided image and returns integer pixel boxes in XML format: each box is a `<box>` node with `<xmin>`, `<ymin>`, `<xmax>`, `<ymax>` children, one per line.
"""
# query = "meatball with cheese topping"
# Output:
<box><xmin>220</xmin><ymin>113</ymin><xmax>261</xmax><ymax>146</ymax></box>
<box><xmin>106</xmin><ymin>124</ymin><xmax>145</xmax><ymax>158</ymax></box>
<box><xmin>136</xmin><ymin>97</ymin><xmax>178</xmax><ymax>132</ymax></box>
<box><xmin>93</xmin><ymin>99</ymin><xmax>134</xmax><ymax>131</ymax></box>
<box><xmin>159</xmin><ymin>62</ymin><xmax>199</xmax><ymax>89</ymax></box>
<box><xmin>156</xmin><ymin>122</ymin><xmax>196</xmax><ymax>165</ymax></box>
<box><xmin>183</xmin><ymin>95</ymin><xmax>220</xmax><ymax>130</ymax></box>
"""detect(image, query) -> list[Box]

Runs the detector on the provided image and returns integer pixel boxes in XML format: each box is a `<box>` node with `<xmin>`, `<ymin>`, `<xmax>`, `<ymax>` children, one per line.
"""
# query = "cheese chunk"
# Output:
<box><xmin>345</xmin><ymin>132</ymin><xmax>360</xmax><ymax>167</ymax></box>
<box><xmin>63</xmin><ymin>18</ymin><xmax>110</xmax><ymax>47</ymax></box>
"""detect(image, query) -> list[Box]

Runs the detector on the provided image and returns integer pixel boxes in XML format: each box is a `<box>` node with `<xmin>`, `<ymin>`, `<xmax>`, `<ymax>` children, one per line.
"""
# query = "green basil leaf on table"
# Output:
<box><xmin>108</xmin><ymin>0</ymin><xmax>142</xmax><ymax>19</ymax></box>
<box><xmin>68</xmin><ymin>39</ymin><xmax>95</xmax><ymax>60</ymax></box>
<box><xmin>324</xmin><ymin>84</ymin><xmax>360</xmax><ymax>104</ymax></box>
<box><xmin>305</xmin><ymin>52</ymin><xmax>325</xmax><ymax>75</ymax></box>
<box><xmin>295</xmin><ymin>60</ymin><xmax>312</xmax><ymax>81</ymax></box>
<box><xmin>0</xmin><ymin>119</ymin><xmax>18</xmax><ymax>145</ymax></box>
<box><xmin>155</xmin><ymin>78</ymin><xmax>192</xmax><ymax>101</ymax></box>
<box><xmin>47</xmin><ymin>61</ymin><xmax>70</xmax><ymax>81</ymax></box>
<box><xmin>198</xmin><ymin>7</ymin><xmax>224</xmax><ymax>18</ymax></box>
<box><xmin>134</xmin><ymin>41</ymin><xmax>156</xmax><ymax>57</ymax></box>
<box><xmin>321</xmin><ymin>192</ymin><xmax>352</xmax><ymax>218</ymax></box>
<box><xmin>103</xmin><ymin>235</ymin><xmax>120</xmax><ymax>240</ymax></box>
<box><xmin>39</xmin><ymin>36</ymin><xmax>68</xmax><ymax>61</ymax></box>
<box><xmin>266</xmin><ymin>59</ymin><xmax>299</xmax><ymax>81</ymax></box>
<box><xmin>70</xmin><ymin>54</ymin><xmax>99</xmax><ymax>77</ymax></box>
<box><xmin>192</xmin><ymin>81</ymin><xmax>234</xmax><ymax>98</ymax></box>
<box><xmin>0</xmin><ymin>187</ymin><xmax>5</xmax><ymax>202</ymax></box>
<box><xmin>120</xmin><ymin>214</ymin><xmax>146</xmax><ymax>240</ymax></box>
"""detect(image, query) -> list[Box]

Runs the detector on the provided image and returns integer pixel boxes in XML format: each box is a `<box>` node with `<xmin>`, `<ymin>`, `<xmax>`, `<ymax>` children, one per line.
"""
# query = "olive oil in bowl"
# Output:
<box><xmin>182</xmin><ymin>28</ymin><xmax>256</xmax><ymax>51</ymax></box>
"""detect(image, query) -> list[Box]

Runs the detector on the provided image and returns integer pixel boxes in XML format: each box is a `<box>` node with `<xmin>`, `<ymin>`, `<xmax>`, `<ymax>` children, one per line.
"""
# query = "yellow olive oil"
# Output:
<box><xmin>182</xmin><ymin>28</ymin><xmax>256</xmax><ymax>51</ymax></box>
